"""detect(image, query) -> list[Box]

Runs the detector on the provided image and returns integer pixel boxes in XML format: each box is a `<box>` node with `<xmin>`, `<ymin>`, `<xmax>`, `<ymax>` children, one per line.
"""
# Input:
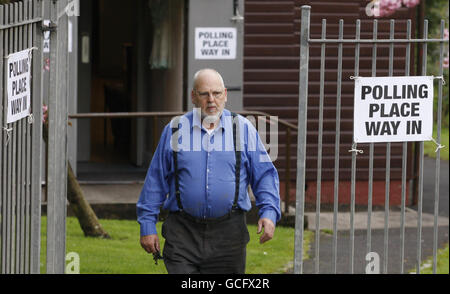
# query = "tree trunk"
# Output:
<box><xmin>67</xmin><ymin>164</ymin><xmax>110</xmax><ymax>238</ymax></box>
<box><xmin>43</xmin><ymin>119</ymin><xmax>110</xmax><ymax>238</ymax></box>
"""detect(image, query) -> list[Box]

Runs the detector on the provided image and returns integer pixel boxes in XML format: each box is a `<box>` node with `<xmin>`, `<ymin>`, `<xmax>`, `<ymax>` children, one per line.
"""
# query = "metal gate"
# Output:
<box><xmin>1</xmin><ymin>0</ymin><xmax>70</xmax><ymax>274</ymax></box>
<box><xmin>0</xmin><ymin>0</ymin><xmax>43</xmax><ymax>274</ymax></box>
<box><xmin>294</xmin><ymin>5</ymin><xmax>448</xmax><ymax>274</ymax></box>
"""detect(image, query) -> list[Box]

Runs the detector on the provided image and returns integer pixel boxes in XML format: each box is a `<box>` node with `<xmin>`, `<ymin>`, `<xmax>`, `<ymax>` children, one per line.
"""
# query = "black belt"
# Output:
<box><xmin>171</xmin><ymin>209</ymin><xmax>244</xmax><ymax>225</ymax></box>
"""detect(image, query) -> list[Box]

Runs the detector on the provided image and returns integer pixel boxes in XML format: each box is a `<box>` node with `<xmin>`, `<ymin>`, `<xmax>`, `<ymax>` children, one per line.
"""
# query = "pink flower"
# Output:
<box><xmin>444</xmin><ymin>28</ymin><xmax>449</xmax><ymax>40</ymax></box>
<box><xmin>42</xmin><ymin>105</ymin><xmax>48</xmax><ymax>123</ymax></box>
<box><xmin>402</xmin><ymin>0</ymin><xmax>420</xmax><ymax>8</ymax></box>
<box><xmin>377</xmin><ymin>0</ymin><xmax>402</xmax><ymax>18</ymax></box>
<box><xmin>444</xmin><ymin>56</ymin><xmax>449</xmax><ymax>69</ymax></box>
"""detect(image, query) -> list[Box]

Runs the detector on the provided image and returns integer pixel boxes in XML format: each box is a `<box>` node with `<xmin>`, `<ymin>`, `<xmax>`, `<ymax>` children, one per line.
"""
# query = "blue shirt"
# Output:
<box><xmin>137</xmin><ymin>109</ymin><xmax>281</xmax><ymax>236</ymax></box>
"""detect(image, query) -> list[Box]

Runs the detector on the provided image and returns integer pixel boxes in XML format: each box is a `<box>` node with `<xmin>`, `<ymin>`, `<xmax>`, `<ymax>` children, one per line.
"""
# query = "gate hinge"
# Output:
<box><xmin>42</xmin><ymin>20</ymin><xmax>57</xmax><ymax>32</ymax></box>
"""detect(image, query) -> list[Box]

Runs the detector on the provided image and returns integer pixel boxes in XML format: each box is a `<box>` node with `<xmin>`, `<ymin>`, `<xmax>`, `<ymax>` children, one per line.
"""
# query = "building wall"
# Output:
<box><xmin>186</xmin><ymin>0</ymin><xmax>245</xmax><ymax>113</ymax></box>
<box><xmin>243</xmin><ymin>0</ymin><xmax>417</xmax><ymax>206</ymax></box>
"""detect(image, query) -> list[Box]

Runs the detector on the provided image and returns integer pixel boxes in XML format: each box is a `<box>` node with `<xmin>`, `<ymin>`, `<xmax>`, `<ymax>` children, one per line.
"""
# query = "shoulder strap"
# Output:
<box><xmin>171</xmin><ymin>124</ymin><xmax>183</xmax><ymax>211</ymax></box>
<box><xmin>231</xmin><ymin>112</ymin><xmax>241</xmax><ymax>210</ymax></box>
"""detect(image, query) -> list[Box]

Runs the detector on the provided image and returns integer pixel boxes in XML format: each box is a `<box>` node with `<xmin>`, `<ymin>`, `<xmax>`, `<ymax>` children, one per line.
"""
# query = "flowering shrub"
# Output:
<box><xmin>370</xmin><ymin>0</ymin><xmax>420</xmax><ymax>18</ymax></box>
<box><xmin>402</xmin><ymin>0</ymin><xmax>420</xmax><ymax>8</ymax></box>
<box><xmin>377</xmin><ymin>0</ymin><xmax>402</xmax><ymax>18</ymax></box>
<box><xmin>42</xmin><ymin>104</ymin><xmax>48</xmax><ymax>123</ymax></box>
<box><xmin>444</xmin><ymin>29</ymin><xmax>449</xmax><ymax>69</ymax></box>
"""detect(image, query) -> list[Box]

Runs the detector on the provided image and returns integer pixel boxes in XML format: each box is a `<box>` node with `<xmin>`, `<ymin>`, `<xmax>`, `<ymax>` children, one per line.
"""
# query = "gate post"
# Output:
<box><xmin>293</xmin><ymin>5</ymin><xmax>310</xmax><ymax>274</ymax></box>
<box><xmin>30</xmin><ymin>0</ymin><xmax>44</xmax><ymax>274</ymax></box>
<box><xmin>46</xmin><ymin>0</ymin><xmax>69</xmax><ymax>274</ymax></box>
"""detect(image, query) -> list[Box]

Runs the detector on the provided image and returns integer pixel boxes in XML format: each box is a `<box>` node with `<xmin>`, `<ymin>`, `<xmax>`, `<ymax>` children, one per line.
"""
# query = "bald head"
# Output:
<box><xmin>191</xmin><ymin>68</ymin><xmax>228</xmax><ymax>124</ymax></box>
<box><xmin>192</xmin><ymin>68</ymin><xmax>225</xmax><ymax>91</ymax></box>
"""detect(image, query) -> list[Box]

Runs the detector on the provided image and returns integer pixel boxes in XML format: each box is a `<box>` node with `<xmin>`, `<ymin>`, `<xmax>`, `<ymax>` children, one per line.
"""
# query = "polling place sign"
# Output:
<box><xmin>195</xmin><ymin>27</ymin><xmax>236</xmax><ymax>60</ymax></box>
<box><xmin>6</xmin><ymin>49</ymin><xmax>32</xmax><ymax>124</ymax></box>
<box><xmin>353</xmin><ymin>76</ymin><xmax>434</xmax><ymax>143</ymax></box>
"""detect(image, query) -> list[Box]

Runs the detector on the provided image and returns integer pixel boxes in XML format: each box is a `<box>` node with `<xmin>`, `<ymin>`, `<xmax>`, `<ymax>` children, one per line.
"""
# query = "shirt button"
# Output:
<box><xmin>207</xmin><ymin>169</ymin><xmax>210</xmax><ymax>173</ymax></box>
<box><xmin>206</xmin><ymin>185</ymin><xmax>209</xmax><ymax>189</ymax></box>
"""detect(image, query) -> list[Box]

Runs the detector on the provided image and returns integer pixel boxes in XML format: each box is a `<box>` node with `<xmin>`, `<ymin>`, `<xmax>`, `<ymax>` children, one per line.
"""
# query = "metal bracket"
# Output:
<box><xmin>230</xmin><ymin>0</ymin><xmax>244</xmax><ymax>23</ymax></box>
<box><xmin>42</xmin><ymin>20</ymin><xmax>57</xmax><ymax>32</ymax></box>
<box><xmin>230</xmin><ymin>12</ymin><xmax>244</xmax><ymax>22</ymax></box>
<box><xmin>230</xmin><ymin>10</ymin><xmax>244</xmax><ymax>22</ymax></box>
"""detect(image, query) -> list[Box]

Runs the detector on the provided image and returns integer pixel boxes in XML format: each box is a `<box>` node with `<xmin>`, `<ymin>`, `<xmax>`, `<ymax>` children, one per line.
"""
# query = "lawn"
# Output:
<box><xmin>409</xmin><ymin>244</ymin><xmax>449</xmax><ymax>274</ymax></box>
<box><xmin>40</xmin><ymin>216</ymin><xmax>312</xmax><ymax>274</ymax></box>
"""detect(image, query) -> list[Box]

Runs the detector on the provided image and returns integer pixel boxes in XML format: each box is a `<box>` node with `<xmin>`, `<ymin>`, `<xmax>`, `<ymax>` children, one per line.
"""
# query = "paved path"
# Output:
<box><xmin>299</xmin><ymin>157</ymin><xmax>449</xmax><ymax>274</ymax></box>
<box><xmin>301</xmin><ymin>226</ymin><xmax>449</xmax><ymax>274</ymax></box>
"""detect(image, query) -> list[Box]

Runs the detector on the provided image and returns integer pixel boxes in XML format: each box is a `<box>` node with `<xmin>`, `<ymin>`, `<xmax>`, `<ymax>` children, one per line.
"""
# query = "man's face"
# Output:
<box><xmin>191</xmin><ymin>72</ymin><xmax>227</xmax><ymax>121</ymax></box>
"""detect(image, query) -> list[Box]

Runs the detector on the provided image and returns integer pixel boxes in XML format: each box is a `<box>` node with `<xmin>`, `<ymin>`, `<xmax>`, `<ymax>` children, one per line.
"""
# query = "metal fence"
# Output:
<box><xmin>1</xmin><ymin>0</ymin><xmax>70</xmax><ymax>274</ymax></box>
<box><xmin>45</xmin><ymin>0</ymin><xmax>70</xmax><ymax>274</ymax></box>
<box><xmin>294</xmin><ymin>5</ymin><xmax>448</xmax><ymax>274</ymax></box>
<box><xmin>0</xmin><ymin>0</ymin><xmax>43</xmax><ymax>274</ymax></box>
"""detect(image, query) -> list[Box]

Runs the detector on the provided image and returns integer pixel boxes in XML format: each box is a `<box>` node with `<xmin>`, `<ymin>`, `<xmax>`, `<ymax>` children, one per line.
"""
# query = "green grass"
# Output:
<box><xmin>320</xmin><ymin>228</ymin><xmax>333</xmax><ymax>235</ymax></box>
<box><xmin>40</xmin><ymin>216</ymin><xmax>312</xmax><ymax>274</ymax></box>
<box><xmin>424</xmin><ymin>127</ymin><xmax>449</xmax><ymax>160</ymax></box>
<box><xmin>409</xmin><ymin>244</ymin><xmax>449</xmax><ymax>274</ymax></box>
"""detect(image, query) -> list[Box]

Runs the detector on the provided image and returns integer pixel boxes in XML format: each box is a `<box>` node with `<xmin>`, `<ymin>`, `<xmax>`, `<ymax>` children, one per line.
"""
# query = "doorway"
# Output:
<box><xmin>76</xmin><ymin>0</ymin><xmax>185</xmax><ymax>181</ymax></box>
<box><xmin>89</xmin><ymin>0</ymin><xmax>137</xmax><ymax>165</ymax></box>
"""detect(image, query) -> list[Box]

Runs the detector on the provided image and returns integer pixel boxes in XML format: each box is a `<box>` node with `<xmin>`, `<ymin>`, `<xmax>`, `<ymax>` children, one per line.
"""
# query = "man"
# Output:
<box><xmin>137</xmin><ymin>68</ymin><xmax>281</xmax><ymax>274</ymax></box>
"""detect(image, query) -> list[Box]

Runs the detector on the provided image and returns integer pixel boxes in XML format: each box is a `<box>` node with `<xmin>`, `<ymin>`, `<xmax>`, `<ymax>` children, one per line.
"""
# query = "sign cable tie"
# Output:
<box><xmin>349</xmin><ymin>76</ymin><xmax>361</xmax><ymax>80</ymax></box>
<box><xmin>27</xmin><ymin>114</ymin><xmax>34</xmax><ymax>125</ymax></box>
<box><xmin>28</xmin><ymin>47</ymin><xmax>38</xmax><ymax>59</ymax></box>
<box><xmin>430</xmin><ymin>137</ymin><xmax>445</xmax><ymax>153</ymax></box>
<box><xmin>3</xmin><ymin>126</ymin><xmax>13</xmax><ymax>146</ymax></box>
<box><xmin>433</xmin><ymin>75</ymin><xmax>446</xmax><ymax>85</ymax></box>
<box><xmin>348</xmin><ymin>143</ymin><xmax>364</xmax><ymax>155</ymax></box>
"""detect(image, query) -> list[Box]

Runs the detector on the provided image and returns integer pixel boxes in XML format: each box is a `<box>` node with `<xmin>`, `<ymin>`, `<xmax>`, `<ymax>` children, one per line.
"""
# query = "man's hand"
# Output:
<box><xmin>257</xmin><ymin>218</ymin><xmax>275</xmax><ymax>244</ymax></box>
<box><xmin>140</xmin><ymin>234</ymin><xmax>160</xmax><ymax>254</ymax></box>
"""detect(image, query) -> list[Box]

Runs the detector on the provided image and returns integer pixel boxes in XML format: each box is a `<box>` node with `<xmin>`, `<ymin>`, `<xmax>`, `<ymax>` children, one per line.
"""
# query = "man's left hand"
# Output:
<box><xmin>257</xmin><ymin>218</ymin><xmax>275</xmax><ymax>244</ymax></box>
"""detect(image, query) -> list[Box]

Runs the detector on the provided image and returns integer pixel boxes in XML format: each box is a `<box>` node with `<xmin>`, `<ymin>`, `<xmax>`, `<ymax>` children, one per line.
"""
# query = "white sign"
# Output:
<box><xmin>6</xmin><ymin>49</ymin><xmax>32</xmax><ymax>124</ymax></box>
<box><xmin>353</xmin><ymin>76</ymin><xmax>434</xmax><ymax>143</ymax></box>
<box><xmin>195</xmin><ymin>27</ymin><xmax>236</xmax><ymax>60</ymax></box>
<box><xmin>43</xmin><ymin>20</ymin><xmax>50</xmax><ymax>53</ymax></box>
<box><xmin>68</xmin><ymin>19</ymin><xmax>73</xmax><ymax>53</ymax></box>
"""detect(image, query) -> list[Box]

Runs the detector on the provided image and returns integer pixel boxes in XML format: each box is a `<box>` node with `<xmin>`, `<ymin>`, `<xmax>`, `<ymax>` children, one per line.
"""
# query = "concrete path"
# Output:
<box><xmin>80</xmin><ymin>184</ymin><xmax>143</xmax><ymax>204</ymax></box>
<box><xmin>305</xmin><ymin>209</ymin><xmax>448</xmax><ymax>232</ymax></box>
<box><xmin>301</xmin><ymin>226</ymin><xmax>449</xmax><ymax>274</ymax></box>
<box><xmin>299</xmin><ymin>157</ymin><xmax>449</xmax><ymax>274</ymax></box>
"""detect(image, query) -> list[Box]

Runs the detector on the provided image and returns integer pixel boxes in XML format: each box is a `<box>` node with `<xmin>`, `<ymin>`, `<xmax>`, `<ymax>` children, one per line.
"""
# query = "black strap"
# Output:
<box><xmin>231</xmin><ymin>112</ymin><xmax>241</xmax><ymax>210</ymax></box>
<box><xmin>171</xmin><ymin>125</ymin><xmax>183</xmax><ymax>211</ymax></box>
<box><xmin>171</xmin><ymin>113</ymin><xmax>241</xmax><ymax>212</ymax></box>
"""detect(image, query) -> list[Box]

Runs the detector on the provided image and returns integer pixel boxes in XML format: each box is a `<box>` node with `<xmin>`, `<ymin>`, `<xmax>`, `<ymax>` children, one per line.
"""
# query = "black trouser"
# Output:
<box><xmin>161</xmin><ymin>209</ymin><xmax>250</xmax><ymax>274</ymax></box>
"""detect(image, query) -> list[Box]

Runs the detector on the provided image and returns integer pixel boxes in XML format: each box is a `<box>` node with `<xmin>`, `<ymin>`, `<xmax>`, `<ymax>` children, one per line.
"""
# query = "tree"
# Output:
<box><xmin>43</xmin><ymin>106</ymin><xmax>110</xmax><ymax>238</ymax></box>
